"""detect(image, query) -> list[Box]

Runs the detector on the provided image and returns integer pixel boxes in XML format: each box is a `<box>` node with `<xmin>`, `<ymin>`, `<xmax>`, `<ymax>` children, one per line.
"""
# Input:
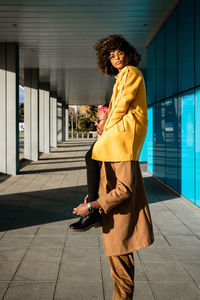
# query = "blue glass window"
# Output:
<box><xmin>147</xmin><ymin>41</ymin><xmax>155</xmax><ymax>105</ymax></box>
<box><xmin>155</xmin><ymin>27</ymin><xmax>165</xmax><ymax>101</ymax></box>
<box><xmin>165</xmin><ymin>9</ymin><xmax>178</xmax><ymax>98</ymax></box>
<box><xmin>178</xmin><ymin>0</ymin><xmax>195</xmax><ymax>93</ymax></box>
<box><xmin>195</xmin><ymin>0</ymin><xmax>200</xmax><ymax>85</ymax></box>
<box><xmin>195</xmin><ymin>87</ymin><xmax>200</xmax><ymax>207</ymax></box>
<box><xmin>165</xmin><ymin>98</ymin><xmax>178</xmax><ymax>191</ymax></box>
<box><xmin>147</xmin><ymin>107</ymin><xmax>153</xmax><ymax>173</ymax></box>
<box><xmin>154</xmin><ymin>102</ymin><xmax>166</xmax><ymax>182</ymax></box>
<box><xmin>179</xmin><ymin>90</ymin><xmax>195</xmax><ymax>202</ymax></box>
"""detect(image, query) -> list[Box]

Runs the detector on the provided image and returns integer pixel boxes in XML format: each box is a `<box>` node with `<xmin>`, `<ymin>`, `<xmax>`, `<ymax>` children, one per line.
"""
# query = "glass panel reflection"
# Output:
<box><xmin>180</xmin><ymin>91</ymin><xmax>195</xmax><ymax>203</ymax></box>
<box><xmin>165</xmin><ymin>98</ymin><xmax>178</xmax><ymax>191</ymax></box>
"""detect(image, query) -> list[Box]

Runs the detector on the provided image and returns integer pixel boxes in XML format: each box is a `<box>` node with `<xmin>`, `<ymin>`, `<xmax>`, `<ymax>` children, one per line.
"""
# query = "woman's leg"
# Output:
<box><xmin>85</xmin><ymin>142</ymin><xmax>100</xmax><ymax>202</ymax></box>
<box><xmin>69</xmin><ymin>142</ymin><xmax>101</xmax><ymax>231</ymax></box>
<box><xmin>108</xmin><ymin>253</ymin><xmax>135</xmax><ymax>300</ymax></box>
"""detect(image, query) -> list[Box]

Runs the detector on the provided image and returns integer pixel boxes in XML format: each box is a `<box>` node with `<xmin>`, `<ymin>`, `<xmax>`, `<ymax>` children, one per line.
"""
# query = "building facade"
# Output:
<box><xmin>146</xmin><ymin>0</ymin><xmax>200</xmax><ymax>207</ymax></box>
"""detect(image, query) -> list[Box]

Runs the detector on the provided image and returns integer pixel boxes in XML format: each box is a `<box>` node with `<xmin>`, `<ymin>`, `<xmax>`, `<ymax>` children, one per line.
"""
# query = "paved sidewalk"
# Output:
<box><xmin>0</xmin><ymin>139</ymin><xmax>200</xmax><ymax>300</ymax></box>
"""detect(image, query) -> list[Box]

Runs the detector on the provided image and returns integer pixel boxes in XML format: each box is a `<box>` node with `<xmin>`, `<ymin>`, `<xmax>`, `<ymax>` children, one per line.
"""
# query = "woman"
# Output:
<box><xmin>92</xmin><ymin>34</ymin><xmax>148</xmax><ymax>162</ymax></box>
<box><xmin>72</xmin><ymin>34</ymin><xmax>148</xmax><ymax>219</ymax></box>
<box><xmin>72</xmin><ymin>35</ymin><xmax>154</xmax><ymax>300</ymax></box>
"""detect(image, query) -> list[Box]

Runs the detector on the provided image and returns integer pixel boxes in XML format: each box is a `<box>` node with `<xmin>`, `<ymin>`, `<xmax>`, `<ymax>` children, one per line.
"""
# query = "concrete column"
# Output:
<box><xmin>65</xmin><ymin>106</ymin><xmax>69</xmax><ymax>140</ymax></box>
<box><xmin>57</xmin><ymin>102</ymin><xmax>62</xmax><ymax>144</ymax></box>
<box><xmin>24</xmin><ymin>69</ymin><xmax>39</xmax><ymax>161</ymax></box>
<box><xmin>0</xmin><ymin>43</ymin><xmax>19</xmax><ymax>175</ymax></box>
<box><xmin>50</xmin><ymin>92</ymin><xmax>57</xmax><ymax>148</ymax></box>
<box><xmin>62</xmin><ymin>104</ymin><xmax>66</xmax><ymax>141</ymax></box>
<box><xmin>39</xmin><ymin>83</ymin><xmax>50</xmax><ymax>153</ymax></box>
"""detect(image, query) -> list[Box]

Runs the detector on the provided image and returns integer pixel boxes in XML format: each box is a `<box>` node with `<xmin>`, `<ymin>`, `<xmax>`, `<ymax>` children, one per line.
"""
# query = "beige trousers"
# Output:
<box><xmin>108</xmin><ymin>253</ymin><xmax>134</xmax><ymax>300</ymax></box>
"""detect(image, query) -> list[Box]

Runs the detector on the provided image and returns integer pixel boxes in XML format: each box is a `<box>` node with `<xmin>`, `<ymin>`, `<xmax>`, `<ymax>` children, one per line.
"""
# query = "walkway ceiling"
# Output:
<box><xmin>0</xmin><ymin>0</ymin><xmax>180</xmax><ymax>105</ymax></box>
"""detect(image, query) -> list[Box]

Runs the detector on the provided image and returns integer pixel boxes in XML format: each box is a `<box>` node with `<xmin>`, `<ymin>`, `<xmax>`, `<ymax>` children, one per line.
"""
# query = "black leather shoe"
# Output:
<box><xmin>70</xmin><ymin>210</ymin><xmax>101</xmax><ymax>232</ymax></box>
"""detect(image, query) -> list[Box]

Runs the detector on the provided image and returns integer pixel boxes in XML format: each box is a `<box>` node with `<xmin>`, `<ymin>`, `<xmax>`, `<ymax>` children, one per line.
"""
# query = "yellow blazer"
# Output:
<box><xmin>92</xmin><ymin>65</ymin><xmax>148</xmax><ymax>162</ymax></box>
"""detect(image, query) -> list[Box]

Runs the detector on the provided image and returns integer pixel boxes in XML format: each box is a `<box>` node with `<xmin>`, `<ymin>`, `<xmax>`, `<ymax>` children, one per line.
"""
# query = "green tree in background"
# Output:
<box><xmin>19</xmin><ymin>103</ymin><xmax>24</xmax><ymax>122</ymax></box>
<box><xmin>78</xmin><ymin>105</ymin><xmax>98</xmax><ymax>131</ymax></box>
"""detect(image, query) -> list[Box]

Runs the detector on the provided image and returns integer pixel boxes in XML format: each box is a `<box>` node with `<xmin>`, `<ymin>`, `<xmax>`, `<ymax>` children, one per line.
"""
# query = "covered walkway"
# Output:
<box><xmin>0</xmin><ymin>140</ymin><xmax>200</xmax><ymax>300</ymax></box>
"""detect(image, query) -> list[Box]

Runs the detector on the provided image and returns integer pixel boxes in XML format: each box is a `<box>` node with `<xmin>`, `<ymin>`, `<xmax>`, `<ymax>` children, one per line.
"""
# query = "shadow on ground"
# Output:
<box><xmin>30</xmin><ymin>160</ymin><xmax>85</xmax><ymax>166</ymax></box>
<box><xmin>51</xmin><ymin>149</ymin><xmax>87</xmax><ymax>153</ymax></box>
<box><xmin>39</xmin><ymin>156</ymin><xmax>85</xmax><ymax>160</ymax></box>
<box><xmin>57</xmin><ymin>143</ymin><xmax>93</xmax><ymax>148</ymax></box>
<box><xmin>0</xmin><ymin>173</ymin><xmax>11</xmax><ymax>184</ymax></box>
<box><xmin>19</xmin><ymin>165</ymin><xmax>87</xmax><ymax>175</ymax></box>
<box><xmin>143</xmin><ymin>176</ymin><xmax>178</xmax><ymax>203</ymax></box>
<box><xmin>0</xmin><ymin>185</ymin><xmax>87</xmax><ymax>232</ymax></box>
<box><xmin>0</xmin><ymin>175</ymin><xmax>179</xmax><ymax>232</ymax></box>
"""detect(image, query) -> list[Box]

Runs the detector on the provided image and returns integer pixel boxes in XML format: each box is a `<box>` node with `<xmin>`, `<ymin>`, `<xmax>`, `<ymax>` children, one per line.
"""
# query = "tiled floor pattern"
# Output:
<box><xmin>0</xmin><ymin>139</ymin><xmax>200</xmax><ymax>299</ymax></box>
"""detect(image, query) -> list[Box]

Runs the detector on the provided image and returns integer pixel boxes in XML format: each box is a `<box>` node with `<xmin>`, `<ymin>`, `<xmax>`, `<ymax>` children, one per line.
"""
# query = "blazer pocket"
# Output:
<box><xmin>117</xmin><ymin>118</ymin><xmax>125</xmax><ymax>132</ymax></box>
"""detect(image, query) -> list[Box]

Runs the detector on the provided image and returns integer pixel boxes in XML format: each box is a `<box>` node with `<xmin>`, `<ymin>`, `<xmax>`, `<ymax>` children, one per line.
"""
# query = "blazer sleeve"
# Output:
<box><xmin>97</xmin><ymin>161</ymin><xmax>134</xmax><ymax>214</ymax></box>
<box><xmin>104</xmin><ymin>67</ymin><xmax>142</xmax><ymax>130</ymax></box>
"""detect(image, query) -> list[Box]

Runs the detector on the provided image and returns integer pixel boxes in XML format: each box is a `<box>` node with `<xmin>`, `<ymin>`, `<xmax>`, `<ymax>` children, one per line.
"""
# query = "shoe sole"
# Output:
<box><xmin>69</xmin><ymin>222</ymin><xmax>101</xmax><ymax>232</ymax></box>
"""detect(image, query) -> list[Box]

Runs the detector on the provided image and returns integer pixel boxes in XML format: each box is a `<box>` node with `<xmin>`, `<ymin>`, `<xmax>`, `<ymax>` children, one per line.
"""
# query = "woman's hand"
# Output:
<box><xmin>84</xmin><ymin>194</ymin><xmax>88</xmax><ymax>204</ymax></box>
<box><xmin>73</xmin><ymin>203</ymin><xmax>89</xmax><ymax>217</ymax></box>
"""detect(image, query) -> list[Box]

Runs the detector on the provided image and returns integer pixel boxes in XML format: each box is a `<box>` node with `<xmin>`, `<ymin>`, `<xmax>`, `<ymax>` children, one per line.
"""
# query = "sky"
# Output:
<box><xmin>19</xmin><ymin>85</ymin><xmax>24</xmax><ymax>104</ymax></box>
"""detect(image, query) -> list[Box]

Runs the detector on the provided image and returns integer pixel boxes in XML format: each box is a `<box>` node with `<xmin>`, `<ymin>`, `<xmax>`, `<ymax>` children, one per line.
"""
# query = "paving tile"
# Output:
<box><xmin>4</xmin><ymin>282</ymin><xmax>56</xmax><ymax>300</ymax></box>
<box><xmin>152</xmin><ymin>211</ymin><xmax>181</xmax><ymax>219</ymax></box>
<box><xmin>138</xmin><ymin>247</ymin><xmax>178</xmax><ymax>261</ymax></box>
<box><xmin>12</xmin><ymin>213</ymin><xmax>65</xmax><ymax>229</ymax></box>
<box><xmin>148</xmin><ymin>235</ymin><xmax>170</xmax><ymax>247</ymax></box>
<box><xmin>41</xmin><ymin>220</ymin><xmax>69</xmax><ymax>227</ymax></box>
<box><xmin>23</xmin><ymin>247</ymin><xmax>62</xmax><ymax>263</ymax></box>
<box><xmin>159</xmin><ymin>225</ymin><xmax>193</xmax><ymax>236</ymax></box>
<box><xmin>151</xmin><ymin>224</ymin><xmax>162</xmax><ymax>235</ymax></box>
<box><xmin>5</xmin><ymin>227</ymin><xmax>39</xmax><ymax>236</ymax></box>
<box><xmin>99</xmin><ymin>235</ymin><xmax>105</xmax><ymax>246</ymax></box>
<box><xmin>148</xmin><ymin>204</ymin><xmax>169</xmax><ymax>212</ymax></box>
<box><xmin>134</xmin><ymin>281</ymin><xmax>155</xmax><ymax>300</ymax></box>
<box><xmin>36</xmin><ymin>226</ymin><xmax>67</xmax><ymax>236</ymax></box>
<box><xmin>143</xmin><ymin>261</ymin><xmax>190</xmax><ymax>281</ymax></box>
<box><xmin>134</xmin><ymin>251</ymin><xmax>141</xmax><ymax>261</ymax></box>
<box><xmin>183</xmin><ymin>261</ymin><xmax>200</xmax><ymax>287</ymax></box>
<box><xmin>14</xmin><ymin>262</ymin><xmax>59</xmax><ymax>281</ymax></box>
<box><xmin>0</xmin><ymin>262</ymin><xmax>20</xmax><ymax>280</ymax></box>
<box><xmin>54</xmin><ymin>282</ymin><xmax>104</xmax><ymax>300</ymax></box>
<box><xmin>101</xmin><ymin>257</ymin><xmax>112</xmax><ymax>280</ymax></box>
<box><xmin>98</xmin><ymin>248</ymin><xmax>110</xmax><ymax>261</ymax></box>
<box><xmin>103</xmin><ymin>279</ymin><xmax>113</xmax><ymax>300</ymax></box>
<box><xmin>0</xmin><ymin>282</ymin><xmax>10</xmax><ymax>298</ymax></box>
<box><xmin>0</xmin><ymin>236</ymin><xmax>33</xmax><ymax>248</ymax></box>
<box><xmin>0</xmin><ymin>232</ymin><xmax>5</xmax><ymax>239</ymax></box>
<box><xmin>188</xmin><ymin>225</ymin><xmax>200</xmax><ymax>234</ymax></box>
<box><xmin>166</xmin><ymin>235</ymin><xmax>200</xmax><ymax>246</ymax></box>
<box><xmin>30</xmin><ymin>236</ymin><xmax>65</xmax><ymax>248</ymax></box>
<box><xmin>154</xmin><ymin>218</ymin><xmax>184</xmax><ymax>227</ymax></box>
<box><xmin>62</xmin><ymin>246</ymin><xmax>100</xmax><ymax>262</ymax></box>
<box><xmin>150</xmin><ymin>281</ymin><xmax>200</xmax><ymax>300</ymax></box>
<box><xmin>65</xmin><ymin>234</ymin><xmax>99</xmax><ymax>248</ymax></box>
<box><xmin>58</xmin><ymin>261</ymin><xmax>101</xmax><ymax>282</ymax></box>
<box><xmin>134</xmin><ymin>261</ymin><xmax>148</xmax><ymax>281</ymax></box>
<box><xmin>172</xmin><ymin>246</ymin><xmax>200</xmax><ymax>260</ymax></box>
<box><xmin>0</xmin><ymin>248</ymin><xmax>26</xmax><ymax>261</ymax></box>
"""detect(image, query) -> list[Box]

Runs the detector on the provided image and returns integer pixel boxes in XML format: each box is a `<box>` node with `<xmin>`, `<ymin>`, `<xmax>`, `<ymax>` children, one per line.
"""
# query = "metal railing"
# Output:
<box><xmin>69</xmin><ymin>131</ymin><xmax>97</xmax><ymax>139</ymax></box>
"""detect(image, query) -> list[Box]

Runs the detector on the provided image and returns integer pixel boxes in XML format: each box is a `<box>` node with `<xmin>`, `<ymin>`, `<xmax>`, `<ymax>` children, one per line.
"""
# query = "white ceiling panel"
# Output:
<box><xmin>0</xmin><ymin>0</ymin><xmax>180</xmax><ymax>105</ymax></box>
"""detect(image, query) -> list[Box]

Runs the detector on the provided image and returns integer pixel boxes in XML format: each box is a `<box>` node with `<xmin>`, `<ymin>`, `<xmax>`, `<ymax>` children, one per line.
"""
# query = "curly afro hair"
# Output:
<box><xmin>94</xmin><ymin>34</ymin><xmax>141</xmax><ymax>76</ymax></box>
